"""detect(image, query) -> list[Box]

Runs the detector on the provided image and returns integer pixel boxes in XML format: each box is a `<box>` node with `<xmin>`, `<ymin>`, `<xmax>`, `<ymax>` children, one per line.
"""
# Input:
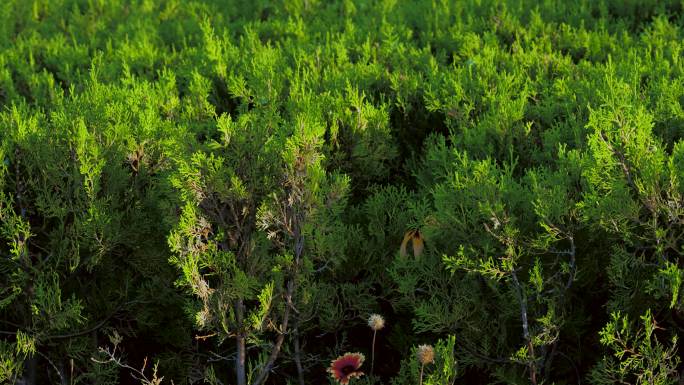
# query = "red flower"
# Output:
<box><xmin>327</xmin><ymin>352</ymin><xmax>365</xmax><ymax>384</ymax></box>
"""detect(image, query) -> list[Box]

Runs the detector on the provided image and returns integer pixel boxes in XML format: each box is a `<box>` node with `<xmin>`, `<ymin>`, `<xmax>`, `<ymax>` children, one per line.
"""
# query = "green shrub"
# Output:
<box><xmin>1</xmin><ymin>1</ymin><xmax>683</xmax><ymax>384</ymax></box>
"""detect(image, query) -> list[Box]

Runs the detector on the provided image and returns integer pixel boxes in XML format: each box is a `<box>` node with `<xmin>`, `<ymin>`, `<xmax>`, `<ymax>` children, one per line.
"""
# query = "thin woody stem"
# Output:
<box><xmin>293</xmin><ymin>324</ymin><xmax>305</xmax><ymax>385</ymax></box>
<box><xmin>371</xmin><ymin>329</ymin><xmax>377</xmax><ymax>375</ymax></box>
<box><xmin>511</xmin><ymin>270</ymin><xmax>537</xmax><ymax>385</ymax></box>
<box><xmin>236</xmin><ymin>299</ymin><xmax>246</xmax><ymax>385</ymax></box>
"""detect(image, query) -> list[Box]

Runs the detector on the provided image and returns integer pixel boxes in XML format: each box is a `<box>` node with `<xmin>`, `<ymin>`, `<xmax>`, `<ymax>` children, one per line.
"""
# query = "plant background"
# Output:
<box><xmin>0</xmin><ymin>0</ymin><xmax>683</xmax><ymax>384</ymax></box>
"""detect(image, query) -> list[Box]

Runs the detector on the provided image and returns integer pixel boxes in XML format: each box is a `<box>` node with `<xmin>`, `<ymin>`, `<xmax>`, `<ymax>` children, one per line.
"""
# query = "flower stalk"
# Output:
<box><xmin>367</xmin><ymin>314</ymin><xmax>385</xmax><ymax>375</ymax></box>
<box><xmin>417</xmin><ymin>344</ymin><xmax>435</xmax><ymax>385</ymax></box>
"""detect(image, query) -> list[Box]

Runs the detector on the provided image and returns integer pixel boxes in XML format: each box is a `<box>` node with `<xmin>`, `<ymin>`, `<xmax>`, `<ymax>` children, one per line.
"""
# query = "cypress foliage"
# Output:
<box><xmin>1</xmin><ymin>1</ymin><xmax>683</xmax><ymax>384</ymax></box>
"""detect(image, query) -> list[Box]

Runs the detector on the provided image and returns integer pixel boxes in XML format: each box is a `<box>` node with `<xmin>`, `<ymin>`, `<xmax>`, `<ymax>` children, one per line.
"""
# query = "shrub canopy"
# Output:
<box><xmin>0</xmin><ymin>1</ymin><xmax>683</xmax><ymax>384</ymax></box>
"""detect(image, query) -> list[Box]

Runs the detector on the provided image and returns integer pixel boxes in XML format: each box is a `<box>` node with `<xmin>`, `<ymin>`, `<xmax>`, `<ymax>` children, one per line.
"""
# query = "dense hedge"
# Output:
<box><xmin>1</xmin><ymin>1</ymin><xmax>683</xmax><ymax>384</ymax></box>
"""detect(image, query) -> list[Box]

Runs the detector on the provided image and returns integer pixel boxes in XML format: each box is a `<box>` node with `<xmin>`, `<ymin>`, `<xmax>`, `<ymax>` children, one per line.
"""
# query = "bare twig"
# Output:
<box><xmin>91</xmin><ymin>341</ymin><xmax>164</xmax><ymax>385</ymax></box>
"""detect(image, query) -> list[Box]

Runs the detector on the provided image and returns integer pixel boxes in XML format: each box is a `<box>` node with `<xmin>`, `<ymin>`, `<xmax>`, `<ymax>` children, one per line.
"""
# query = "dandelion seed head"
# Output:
<box><xmin>417</xmin><ymin>345</ymin><xmax>435</xmax><ymax>365</ymax></box>
<box><xmin>368</xmin><ymin>314</ymin><xmax>385</xmax><ymax>331</ymax></box>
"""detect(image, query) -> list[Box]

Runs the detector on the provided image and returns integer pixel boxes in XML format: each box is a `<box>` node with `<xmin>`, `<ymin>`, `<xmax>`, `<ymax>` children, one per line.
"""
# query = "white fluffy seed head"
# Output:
<box><xmin>417</xmin><ymin>345</ymin><xmax>435</xmax><ymax>365</ymax></box>
<box><xmin>368</xmin><ymin>314</ymin><xmax>385</xmax><ymax>331</ymax></box>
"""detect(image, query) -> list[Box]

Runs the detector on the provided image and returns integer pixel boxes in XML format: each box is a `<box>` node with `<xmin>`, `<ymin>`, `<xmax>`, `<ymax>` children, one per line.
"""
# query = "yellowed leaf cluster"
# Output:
<box><xmin>399</xmin><ymin>230</ymin><xmax>424</xmax><ymax>258</ymax></box>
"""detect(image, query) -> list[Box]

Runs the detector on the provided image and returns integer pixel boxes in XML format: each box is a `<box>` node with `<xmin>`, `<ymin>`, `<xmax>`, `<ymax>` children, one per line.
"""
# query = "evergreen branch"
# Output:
<box><xmin>45</xmin><ymin>301</ymin><xmax>139</xmax><ymax>340</ymax></box>
<box><xmin>44</xmin><ymin>313</ymin><xmax>114</xmax><ymax>340</ymax></box>
<box><xmin>252</xmin><ymin>280</ymin><xmax>294</xmax><ymax>385</ymax></box>
<box><xmin>600</xmin><ymin>130</ymin><xmax>637</xmax><ymax>195</ymax></box>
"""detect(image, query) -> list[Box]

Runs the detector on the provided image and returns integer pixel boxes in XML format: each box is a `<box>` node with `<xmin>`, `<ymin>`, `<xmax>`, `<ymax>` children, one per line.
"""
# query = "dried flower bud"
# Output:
<box><xmin>368</xmin><ymin>314</ymin><xmax>385</xmax><ymax>331</ymax></box>
<box><xmin>417</xmin><ymin>344</ymin><xmax>435</xmax><ymax>365</ymax></box>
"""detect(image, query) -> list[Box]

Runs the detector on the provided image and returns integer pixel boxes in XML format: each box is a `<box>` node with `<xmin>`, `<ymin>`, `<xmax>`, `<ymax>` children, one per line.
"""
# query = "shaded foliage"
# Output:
<box><xmin>1</xmin><ymin>0</ymin><xmax>683</xmax><ymax>384</ymax></box>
